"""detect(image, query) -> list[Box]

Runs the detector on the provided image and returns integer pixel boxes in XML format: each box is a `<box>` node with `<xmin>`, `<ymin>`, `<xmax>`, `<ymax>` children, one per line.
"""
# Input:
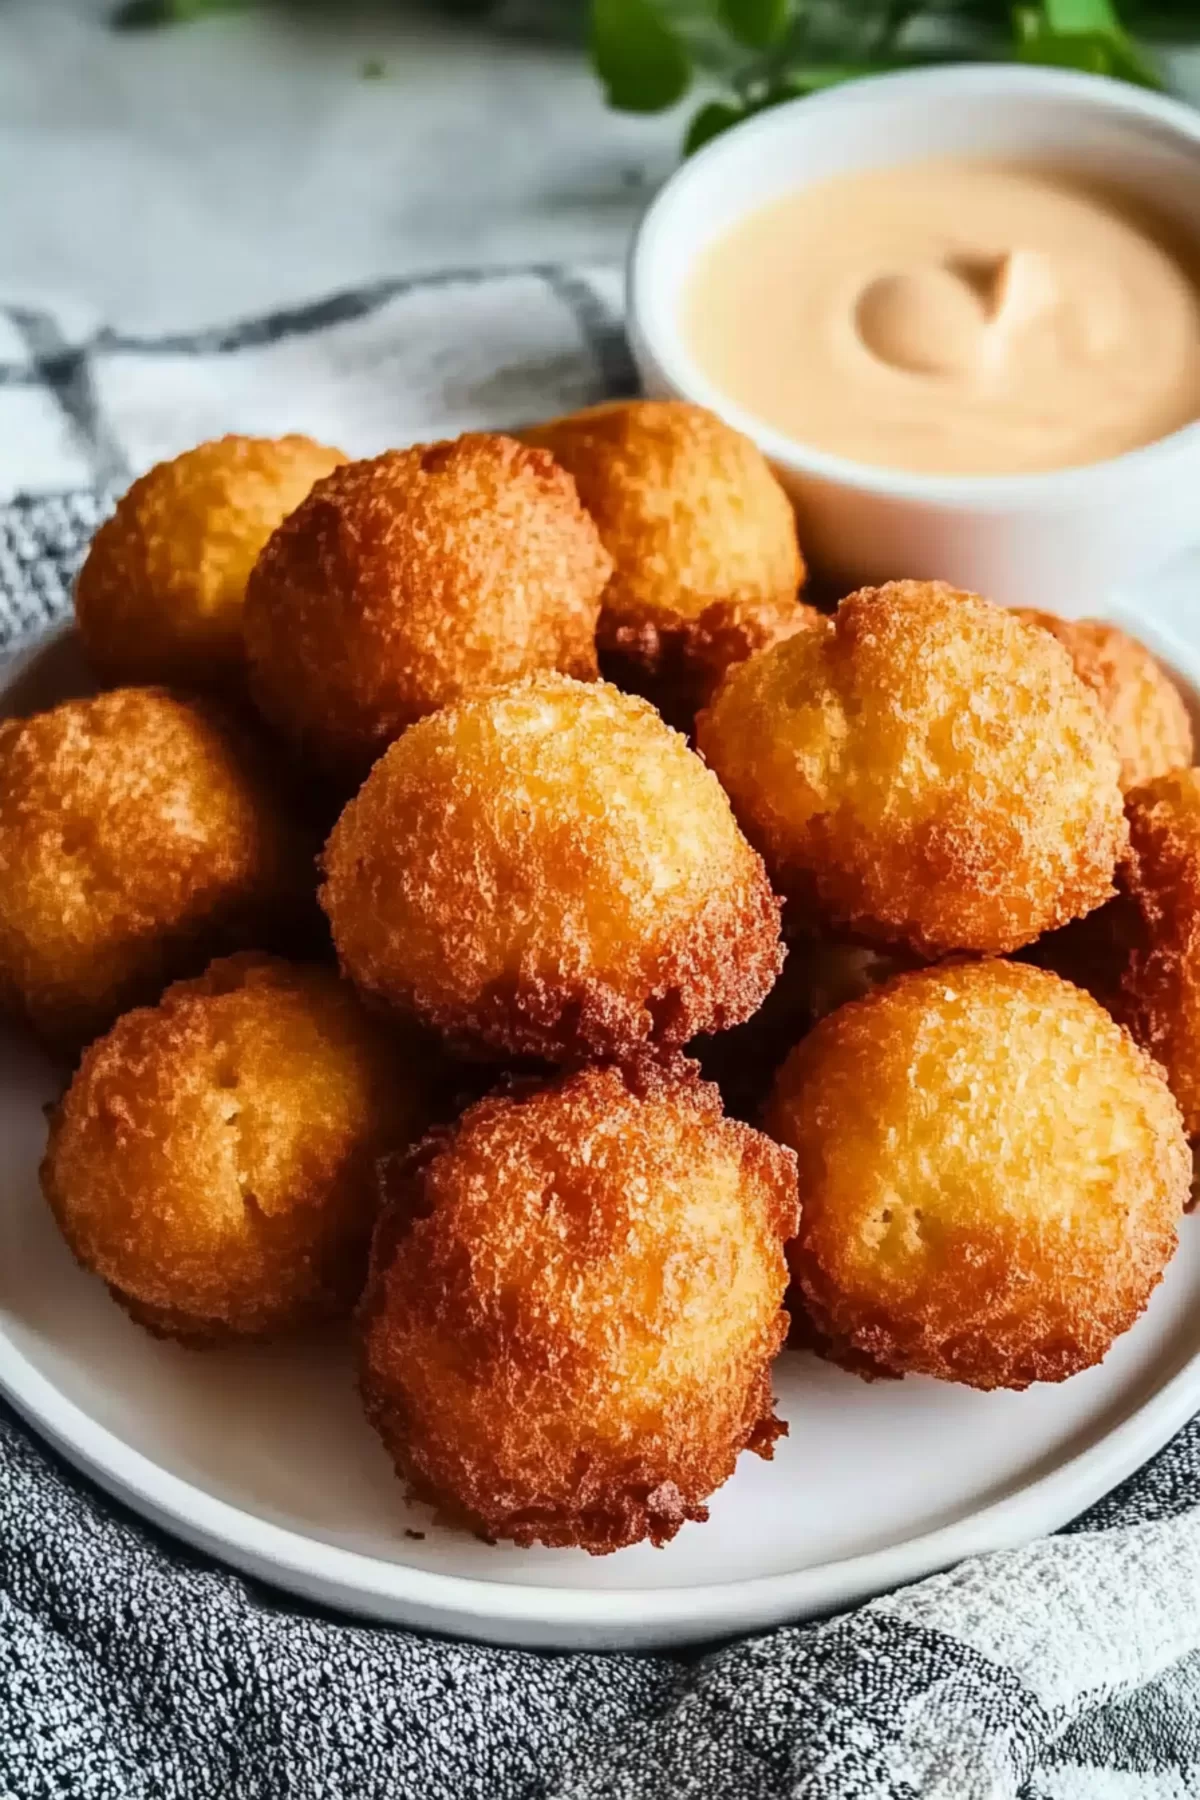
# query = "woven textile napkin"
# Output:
<box><xmin>2</xmin><ymin>267</ymin><xmax>1200</xmax><ymax>1800</ymax></box>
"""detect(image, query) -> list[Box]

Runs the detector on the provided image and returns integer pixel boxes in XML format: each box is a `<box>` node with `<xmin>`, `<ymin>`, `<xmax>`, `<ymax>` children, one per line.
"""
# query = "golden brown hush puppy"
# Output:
<box><xmin>0</xmin><ymin>688</ymin><xmax>311</xmax><ymax>1051</ymax></box>
<box><xmin>359</xmin><ymin>1059</ymin><xmax>799</xmax><ymax>1551</ymax></box>
<box><xmin>320</xmin><ymin>674</ymin><xmax>784</xmax><ymax>1062</ymax></box>
<box><xmin>75</xmin><ymin>435</ymin><xmax>346</xmax><ymax>690</ymax></box>
<box><xmin>244</xmin><ymin>435</ymin><xmax>612</xmax><ymax>775</ymax></box>
<box><xmin>41</xmin><ymin>954</ymin><xmax>436</xmax><ymax>1343</ymax></box>
<box><xmin>765</xmin><ymin>960</ymin><xmax>1188</xmax><ymax>1390</ymax></box>
<box><xmin>1094</xmin><ymin>769</ymin><xmax>1200</xmax><ymax>1139</ymax></box>
<box><xmin>696</xmin><ymin>580</ymin><xmax>1127</xmax><ymax>957</ymax></box>
<box><xmin>1014</xmin><ymin>610</ymin><xmax>1193</xmax><ymax>792</ymax></box>
<box><xmin>521</xmin><ymin>400</ymin><xmax>807</xmax><ymax>716</ymax></box>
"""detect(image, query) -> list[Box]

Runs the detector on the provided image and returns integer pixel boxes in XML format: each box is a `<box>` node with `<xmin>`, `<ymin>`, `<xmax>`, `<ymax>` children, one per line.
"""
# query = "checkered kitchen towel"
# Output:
<box><xmin>3</xmin><ymin>267</ymin><xmax>1200</xmax><ymax>1800</ymax></box>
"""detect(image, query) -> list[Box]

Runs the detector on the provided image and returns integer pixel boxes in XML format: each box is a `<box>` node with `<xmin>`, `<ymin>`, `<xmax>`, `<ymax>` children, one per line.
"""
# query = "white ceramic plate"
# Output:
<box><xmin>3</xmin><ymin>600</ymin><xmax>1200</xmax><ymax>1651</ymax></box>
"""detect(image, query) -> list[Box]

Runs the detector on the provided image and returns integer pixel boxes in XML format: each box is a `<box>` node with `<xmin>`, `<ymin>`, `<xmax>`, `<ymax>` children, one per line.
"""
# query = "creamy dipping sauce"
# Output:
<box><xmin>685</xmin><ymin>160</ymin><xmax>1200</xmax><ymax>476</ymax></box>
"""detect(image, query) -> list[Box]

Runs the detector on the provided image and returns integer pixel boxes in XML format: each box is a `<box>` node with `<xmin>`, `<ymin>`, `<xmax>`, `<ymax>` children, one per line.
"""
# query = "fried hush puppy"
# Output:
<box><xmin>1014</xmin><ymin>610</ymin><xmax>1193</xmax><ymax>791</ymax></box>
<box><xmin>765</xmin><ymin>961</ymin><xmax>1188</xmax><ymax>1390</ymax></box>
<box><xmin>696</xmin><ymin>580</ymin><xmax>1127</xmax><ymax>957</ymax></box>
<box><xmin>0</xmin><ymin>688</ymin><xmax>311</xmax><ymax>1051</ymax></box>
<box><xmin>75</xmin><ymin>434</ymin><xmax>347</xmax><ymax>690</ymax></box>
<box><xmin>521</xmin><ymin>400</ymin><xmax>808</xmax><ymax>716</ymax></box>
<box><xmin>41</xmin><ymin>954</ymin><xmax>436</xmax><ymax>1342</ymax></box>
<box><xmin>244</xmin><ymin>435</ymin><xmax>612</xmax><ymax>774</ymax></box>
<box><xmin>1095</xmin><ymin>769</ymin><xmax>1200</xmax><ymax>1139</ymax></box>
<box><xmin>359</xmin><ymin>1059</ymin><xmax>799</xmax><ymax>1552</ymax></box>
<box><xmin>1030</xmin><ymin>771</ymin><xmax>1200</xmax><ymax>1138</ymax></box>
<box><xmin>320</xmin><ymin>674</ymin><xmax>783</xmax><ymax>1062</ymax></box>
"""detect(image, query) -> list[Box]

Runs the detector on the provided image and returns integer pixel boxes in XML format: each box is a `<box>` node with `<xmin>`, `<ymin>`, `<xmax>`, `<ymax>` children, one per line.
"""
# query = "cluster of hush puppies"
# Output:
<box><xmin>3</xmin><ymin>402</ymin><xmax>1197</xmax><ymax>1555</ymax></box>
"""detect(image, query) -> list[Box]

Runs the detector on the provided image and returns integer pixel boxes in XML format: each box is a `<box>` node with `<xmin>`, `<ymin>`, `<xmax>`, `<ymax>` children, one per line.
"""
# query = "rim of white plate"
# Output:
<box><xmin>4</xmin><ymin>608</ymin><xmax>1200</xmax><ymax>1642</ymax></box>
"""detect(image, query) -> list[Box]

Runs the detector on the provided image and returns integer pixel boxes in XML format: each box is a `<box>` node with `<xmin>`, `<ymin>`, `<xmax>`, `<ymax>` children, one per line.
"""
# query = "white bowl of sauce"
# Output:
<box><xmin>627</xmin><ymin>65</ymin><xmax>1200</xmax><ymax>613</ymax></box>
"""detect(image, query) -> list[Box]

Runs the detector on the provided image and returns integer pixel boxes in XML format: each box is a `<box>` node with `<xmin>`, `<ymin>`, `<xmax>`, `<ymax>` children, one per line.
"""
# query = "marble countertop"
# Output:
<box><xmin>5</xmin><ymin>5</ymin><xmax>1198</xmax><ymax>339</ymax></box>
<box><xmin>0</xmin><ymin>0</ymin><xmax>679</xmax><ymax>332</ymax></box>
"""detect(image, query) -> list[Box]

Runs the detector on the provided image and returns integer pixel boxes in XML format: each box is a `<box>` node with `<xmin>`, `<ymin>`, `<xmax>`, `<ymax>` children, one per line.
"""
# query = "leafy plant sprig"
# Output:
<box><xmin>113</xmin><ymin>0</ymin><xmax>1191</xmax><ymax>156</ymax></box>
<box><xmin>591</xmin><ymin>0</ymin><xmax>1170</xmax><ymax>152</ymax></box>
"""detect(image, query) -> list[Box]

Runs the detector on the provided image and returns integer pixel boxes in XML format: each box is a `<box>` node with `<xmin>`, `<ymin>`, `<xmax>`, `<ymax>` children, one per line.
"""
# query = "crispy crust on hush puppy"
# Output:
<box><xmin>765</xmin><ymin>961</ymin><xmax>1188</xmax><ymax>1390</ymax></box>
<box><xmin>41</xmin><ymin>954</ymin><xmax>436</xmax><ymax>1342</ymax></box>
<box><xmin>1031</xmin><ymin>771</ymin><xmax>1200</xmax><ymax>1141</ymax></box>
<box><xmin>696</xmin><ymin>581</ymin><xmax>1127</xmax><ymax>957</ymax></box>
<box><xmin>1014</xmin><ymin>610</ymin><xmax>1193</xmax><ymax>792</ymax></box>
<box><xmin>1098</xmin><ymin>770</ymin><xmax>1200</xmax><ymax>1139</ymax></box>
<box><xmin>0</xmin><ymin>689</ymin><xmax>312</xmax><ymax>1051</ymax></box>
<box><xmin>244</xmin><ymin>435</ymin><xmax>611</xmax><ymax>774</ymax></box>
<box><xmin>358</xmin><ymin>1059</ymin><xmax>799</xmax><ymax>1551</ymax></box>
<box><xmin>75</xmin><ymin>435</ymin><xmax>346</xmax><ymax>689</ymax></box>
<box><xmin>320</xmin><ymin>674</ymin><xmax>783</xmax><ymax>1062</ymax></box>
<box><xmin>521</xmin><ymin>400</ymin><xmax>807</xmax><ymax>716</ymax></box>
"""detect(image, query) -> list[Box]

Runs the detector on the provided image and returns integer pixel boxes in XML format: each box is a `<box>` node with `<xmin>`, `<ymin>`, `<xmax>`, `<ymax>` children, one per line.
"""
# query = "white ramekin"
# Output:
<box><xmin>627</xmin><ymin>65</ymin><xmax>1200</xmax><ymax>615</ymax></box>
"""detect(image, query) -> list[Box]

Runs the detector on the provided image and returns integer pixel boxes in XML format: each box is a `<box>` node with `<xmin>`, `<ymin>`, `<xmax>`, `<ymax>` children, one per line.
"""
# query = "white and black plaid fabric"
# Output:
<box><xmin>3</xmin><ymin>269</ymin><xmax>1200</xmax><ymax>1800</ymax></box>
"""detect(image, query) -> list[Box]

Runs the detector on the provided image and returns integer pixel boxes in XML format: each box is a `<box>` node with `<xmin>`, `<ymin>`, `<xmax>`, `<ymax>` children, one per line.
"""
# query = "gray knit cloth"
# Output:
<box><xmin>3</xmin><ymin>274</ymin><xmax>1200</xmax><ymax>1800</ymax></box>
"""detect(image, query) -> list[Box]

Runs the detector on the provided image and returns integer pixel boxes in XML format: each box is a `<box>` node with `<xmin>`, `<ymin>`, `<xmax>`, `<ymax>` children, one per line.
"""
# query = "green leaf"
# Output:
<box><xmin>1015</xmin><ymin>2</ymin><xmax>1161</xmax><ymax>79</ymax></box>
<box><xmin>1043</xmin><ymin>0</ymin><xmax>1121</xmax><ymax>30</ymax></box>
<box><xmin>684</xmin><ymin>99</ymin><xmax>748</xmax><ymax>153</ymax></box>
<box><xmin>773</xmin><ymin>60</ymin><xmax>912</xmax><ymax>94</ymax></box>
<box><xmin>682</xmin><ymin>57</ymin><xmax>919</xmax><ymax>157</ymax></box>
<box><xmin>717</xmin><ymin>0</ymin><xmax>791</xmax><ymax>52</ymax></box>
<box><xmin>1014</xmin><ymin>5</ymin><xmax>1162</xmax><ymax>85</ymax></box>
<box><xmin>1097</xmin><ymin>31</ymin><xmax>1162</xmax><ymax>81</ymax></box>
<box><xmin>590</xmin><ymin>0</ymin><xmax>692</xmax><ymax>113</ymax></box>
